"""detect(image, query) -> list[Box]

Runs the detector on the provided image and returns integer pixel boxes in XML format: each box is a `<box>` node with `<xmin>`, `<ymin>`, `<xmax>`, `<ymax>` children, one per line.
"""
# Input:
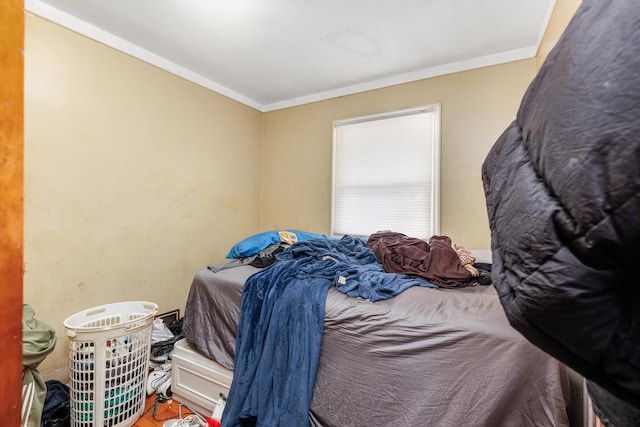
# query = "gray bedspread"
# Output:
<box><xmin>183</xmin><ymin>265</ymin><xmax>571</xmax><ymax>426</ymax></box>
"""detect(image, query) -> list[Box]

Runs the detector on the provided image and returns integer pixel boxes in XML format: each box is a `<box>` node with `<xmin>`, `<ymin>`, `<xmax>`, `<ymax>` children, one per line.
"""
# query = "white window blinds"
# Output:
<box><xmin>332</xmin><ymin>105</ymin><xmax>440</xmax><ymax>239</ymax></box>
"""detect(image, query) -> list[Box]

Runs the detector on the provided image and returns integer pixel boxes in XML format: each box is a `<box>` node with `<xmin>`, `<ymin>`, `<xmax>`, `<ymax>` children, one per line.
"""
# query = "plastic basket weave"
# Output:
<box><xmin>63</xmin><ymin>301</ymin><xmax>158</xmax><ymax>427</ymax></box>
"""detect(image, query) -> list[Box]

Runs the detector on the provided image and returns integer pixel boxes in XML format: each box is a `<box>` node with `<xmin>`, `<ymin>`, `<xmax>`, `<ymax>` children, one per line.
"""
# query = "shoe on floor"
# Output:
<box><xmin>162</xmin><ymin>414</ymin><xmax>206</xmax><ymax>427</ymax></box>
<box><xmin>156</xmin><ymin>378</ymin><xmax>172</xmax><ymax>399</ymax></box>
<box><xmin>147</xmin><ymin>361</ymin><xmax>172</xmax><ymax>395</ymax></box>
<box><xmin>149</xmin><ymin>359</ymin><xmax>168</xmax><ymax>370</ymax></box>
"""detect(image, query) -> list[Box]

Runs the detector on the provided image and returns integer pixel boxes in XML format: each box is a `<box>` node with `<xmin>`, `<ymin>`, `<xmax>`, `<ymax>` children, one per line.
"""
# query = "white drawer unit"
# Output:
<box><xmin>171</xmin><ymin>338</ymin><xmax>233</xmax><ymax>417</ymax></box>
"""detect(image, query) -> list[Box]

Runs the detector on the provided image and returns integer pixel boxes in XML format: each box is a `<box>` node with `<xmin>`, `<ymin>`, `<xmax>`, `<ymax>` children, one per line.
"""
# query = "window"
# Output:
<box><xmin>331</xmin><ymin>104</ymin><xmax>441</xmax><ymax>239</ymax></box>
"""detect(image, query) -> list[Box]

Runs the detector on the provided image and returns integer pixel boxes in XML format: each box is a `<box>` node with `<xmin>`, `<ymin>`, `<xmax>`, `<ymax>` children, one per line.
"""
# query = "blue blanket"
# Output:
<box><xmin>220</xmin><ymin>235</ymin><xmax>436</xmax><ymax>427</ymax></box>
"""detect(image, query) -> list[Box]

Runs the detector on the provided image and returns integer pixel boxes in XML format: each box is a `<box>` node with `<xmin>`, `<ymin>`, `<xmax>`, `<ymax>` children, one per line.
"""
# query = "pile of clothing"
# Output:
<box><xmin>147</xmin><ymin>317</ymin><xmax>183</xmax><ymax>399</ymax></box>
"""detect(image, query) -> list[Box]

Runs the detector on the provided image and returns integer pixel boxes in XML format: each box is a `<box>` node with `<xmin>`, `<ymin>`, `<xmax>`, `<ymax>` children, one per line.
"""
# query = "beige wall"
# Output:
<box><xmin>536</xmin><ymin>0</ymin><xmax>581</xmax><ymax>70</ymax></box>
<box><xmin>24</xmin><ymin>14</ymin><xmax>263</xmax><ymax>380</ymax></box>
<box><xmin>261</xmin><ymin>59</ymin><xmax>536</xmax><ymax>249</ymax></box>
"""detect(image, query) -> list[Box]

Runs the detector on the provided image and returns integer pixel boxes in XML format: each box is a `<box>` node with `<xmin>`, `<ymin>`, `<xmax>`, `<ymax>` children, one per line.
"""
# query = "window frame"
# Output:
<box><xmin>331</xmin><ymin>104</ymin><xmax>441</xmax><ymax>239</ymax></box>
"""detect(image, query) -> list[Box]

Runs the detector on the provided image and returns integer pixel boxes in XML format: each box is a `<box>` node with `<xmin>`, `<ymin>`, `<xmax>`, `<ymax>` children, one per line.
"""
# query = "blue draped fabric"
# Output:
<box><xmin>221</xmin><ymin>235</ymin><xmax>436</xmax><ymax>427</ymax></box>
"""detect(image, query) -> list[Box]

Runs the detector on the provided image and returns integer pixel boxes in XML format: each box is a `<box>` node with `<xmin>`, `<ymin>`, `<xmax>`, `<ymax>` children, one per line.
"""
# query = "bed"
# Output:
<box><xmin>182</xmin><ymin>233</ymin><xmax>572</xmax><ymax>426</ymax></box>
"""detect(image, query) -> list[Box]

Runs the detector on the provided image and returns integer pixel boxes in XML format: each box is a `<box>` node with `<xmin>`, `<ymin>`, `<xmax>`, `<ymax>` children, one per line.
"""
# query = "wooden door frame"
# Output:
<box><xmin>1</xmin><ymin>0</ymin><xmax>24</xmax><ymax>424</ymax></box>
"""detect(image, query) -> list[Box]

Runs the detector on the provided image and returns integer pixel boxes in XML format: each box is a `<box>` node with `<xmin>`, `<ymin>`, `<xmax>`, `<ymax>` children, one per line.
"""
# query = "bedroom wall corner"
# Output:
<box><xmin>23</xmin><ymin>13</ymin><xmax>263</xmax><ymax>381</ymax></box>
<box><xmin>260</xmin><ymin>59</ymin><xmax>537</xmax><ymax>250</ymax></box>
<box><xmin>536</xmin><ymin>0</ymin><xmax>581</xmax><ymax>71</ymax></box>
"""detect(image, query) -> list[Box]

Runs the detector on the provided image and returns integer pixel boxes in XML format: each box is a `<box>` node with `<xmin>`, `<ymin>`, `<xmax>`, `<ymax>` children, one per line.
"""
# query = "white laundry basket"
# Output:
<box><xmin>64</xmin><ymin>301</ymin><xmax>158</xmax><ymax>427</ymax></box>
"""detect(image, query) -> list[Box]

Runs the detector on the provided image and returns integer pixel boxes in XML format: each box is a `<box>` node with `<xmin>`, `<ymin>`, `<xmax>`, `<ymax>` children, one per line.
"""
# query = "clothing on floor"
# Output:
<box><xmin>23</xmin><ymin>304</ymin><xmax>57</xmax><ymax>427</ymax></box>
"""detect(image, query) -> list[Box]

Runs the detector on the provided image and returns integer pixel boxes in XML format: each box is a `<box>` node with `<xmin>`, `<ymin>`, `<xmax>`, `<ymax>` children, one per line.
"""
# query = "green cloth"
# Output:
<box><xmin>22</xmin><ymin>304</ymin><xmax>57</xmax><ymax>427</ymax></box>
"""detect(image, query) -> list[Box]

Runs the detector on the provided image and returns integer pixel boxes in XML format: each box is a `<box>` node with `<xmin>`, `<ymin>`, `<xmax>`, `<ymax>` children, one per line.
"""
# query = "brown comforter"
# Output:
<box><xmin>367</xmin><ymin>231</ymin><xmax>476</xmax><ymax>288</ymax></box>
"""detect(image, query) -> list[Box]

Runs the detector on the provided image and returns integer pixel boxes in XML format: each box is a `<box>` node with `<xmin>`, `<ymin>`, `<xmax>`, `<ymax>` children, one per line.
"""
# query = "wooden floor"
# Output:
<box><xmin>132</xmin><ymin>393</ymin><xmax>193</xmax><ymax>427</ymax></box>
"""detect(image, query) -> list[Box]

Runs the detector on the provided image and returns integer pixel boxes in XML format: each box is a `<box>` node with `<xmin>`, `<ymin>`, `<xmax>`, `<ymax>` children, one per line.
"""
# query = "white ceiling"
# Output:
<box><xmin>25</xmin><ymin>0</ymin><xmax>556</xmax><ymax>112</ymax></box>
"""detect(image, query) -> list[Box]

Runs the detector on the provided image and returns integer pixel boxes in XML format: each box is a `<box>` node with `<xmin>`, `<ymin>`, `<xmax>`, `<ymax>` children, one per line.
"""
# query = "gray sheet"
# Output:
<box><xmin>183</xmin><ymin>265</ymin><xmax>571</xmax><ymax>426</ymax></box>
